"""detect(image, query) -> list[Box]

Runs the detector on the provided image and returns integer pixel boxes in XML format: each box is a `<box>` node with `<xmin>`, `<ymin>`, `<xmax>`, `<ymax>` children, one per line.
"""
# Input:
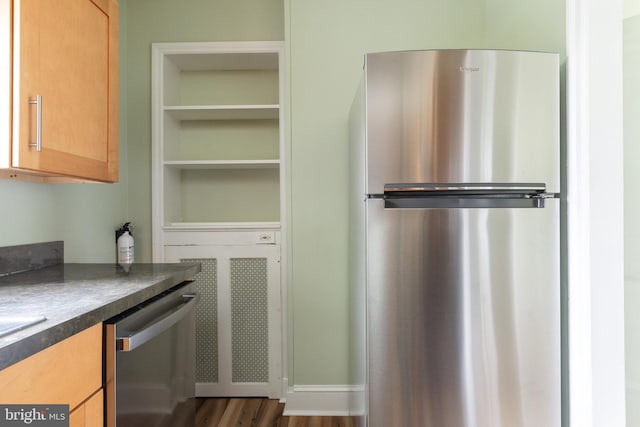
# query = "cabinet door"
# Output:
<box><xmin>165</xmin><ymin>244</ymin><xmax>282</xmax><ymax>399</ymax></box>
<box><xmin>12</xmin><ymin>0</ymin><xmax>118</xmax><ymax>182</ymax></box>
<box><xmin>69</xmin><ymin>389</ymin><xmax>103</xmax><ymax>427</ymax></box>
<box><xmin>0</xmin><ymin>324</ymin><xmax>102</xmax><ymax>414</ymax></box>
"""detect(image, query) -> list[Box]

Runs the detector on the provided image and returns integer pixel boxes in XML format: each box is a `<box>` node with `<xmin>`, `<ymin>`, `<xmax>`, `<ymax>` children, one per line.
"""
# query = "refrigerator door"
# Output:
<box><xmin>365</xmin><ymin>198</ymin><xmax>560</xmax><ymax>427</ymax></box>
<box><xmin>364</xmin><ymin>49</ymin><xmax>560</xmax><ymax>195</ymax></box>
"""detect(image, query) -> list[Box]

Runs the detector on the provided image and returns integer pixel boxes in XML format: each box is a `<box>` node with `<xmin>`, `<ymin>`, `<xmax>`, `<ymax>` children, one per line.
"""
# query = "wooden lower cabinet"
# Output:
<box><xmin>0</xmin><ymin>323</ymin><xmax>103</xmax><ymax>426</ymax></box>
<box><xmin>70</xmin><ymin>389</ymin><xmax>104</xmax><ymax>427</ymax></box>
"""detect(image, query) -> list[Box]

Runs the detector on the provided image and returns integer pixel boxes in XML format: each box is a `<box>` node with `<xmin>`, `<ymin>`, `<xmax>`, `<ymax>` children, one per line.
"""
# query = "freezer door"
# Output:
<box><xmin>365</xmin><ymin>199</ymin><xmax>560</xmax><ymax>427</ymax></box>
<box><xmin>364</xmin><ymin>49</ymin><xmax>560</xmax><ymax>194</ymax></box>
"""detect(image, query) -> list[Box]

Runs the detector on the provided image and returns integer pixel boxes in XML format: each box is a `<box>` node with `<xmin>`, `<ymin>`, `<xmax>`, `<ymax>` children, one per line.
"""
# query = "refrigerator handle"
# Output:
<box><xmin>383</xmin><ymin>183</ymin><xmax>547</xmax><ymax>193</ymax></box>
<box><xmin>378</xmin><ymin>183</ymin><xmax>559</xmax><ymax>208</ymax></box>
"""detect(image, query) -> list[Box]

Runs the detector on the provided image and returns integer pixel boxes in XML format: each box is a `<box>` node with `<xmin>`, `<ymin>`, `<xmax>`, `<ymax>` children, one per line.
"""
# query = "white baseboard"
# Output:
<box><xmin>282</xmin><ymin>384</ymin><xmax>364</xmax><ymax>416</ymax></box>
<box><xmin>280</xmin><ymin>377</ymin><xmax>289</xmax><ymax>403</ymax></box>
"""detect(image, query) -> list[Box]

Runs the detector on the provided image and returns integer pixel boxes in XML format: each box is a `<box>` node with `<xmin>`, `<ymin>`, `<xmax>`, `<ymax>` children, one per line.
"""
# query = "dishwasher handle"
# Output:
<box><xmin>117</xmin><ymin>292</ymin><xmax>199</xmax><ymax>352</ymax></box>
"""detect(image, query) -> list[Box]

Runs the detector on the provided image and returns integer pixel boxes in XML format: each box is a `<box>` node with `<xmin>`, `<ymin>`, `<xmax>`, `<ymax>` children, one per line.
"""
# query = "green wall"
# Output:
<box><xmin>627</xmin><ymin>0</ymin><xmax>640</xmax><ymax>18</ymax></box>
<box><xmin>286</xmin><ymin>0</ymin><xmax>565</xmax><ymax>386</ymax></box>
<box><xmin>0</xmin><ymin>172</ymin><xmax>127</xmax><ymax>261</ymax></box>
<box><xmin>625</xmin><ymin>10</ymin><xmax>640</xmax><ymax>427</ymax></box>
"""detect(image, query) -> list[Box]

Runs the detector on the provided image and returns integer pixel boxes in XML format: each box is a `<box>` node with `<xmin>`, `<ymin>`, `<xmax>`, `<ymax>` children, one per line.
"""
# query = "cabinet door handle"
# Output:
<box><xmin>28</xmin><ymin>95</ymin><xmax>42</xmax><ymax>152</ymax></box>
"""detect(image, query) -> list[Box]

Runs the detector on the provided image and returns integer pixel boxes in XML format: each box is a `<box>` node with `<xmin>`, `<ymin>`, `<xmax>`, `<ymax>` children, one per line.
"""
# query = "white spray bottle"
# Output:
<box><xmin>116</xmin><ymin>222</ymin><xmax>134</xmax><ymax>266</ymax></box>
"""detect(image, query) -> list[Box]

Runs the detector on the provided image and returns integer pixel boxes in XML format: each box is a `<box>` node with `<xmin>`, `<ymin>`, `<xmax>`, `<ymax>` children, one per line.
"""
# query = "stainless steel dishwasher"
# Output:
<box><xmin>104</xmin><ymin>282</ymin><xmax>199</xmax><ymax>427</ymax></box>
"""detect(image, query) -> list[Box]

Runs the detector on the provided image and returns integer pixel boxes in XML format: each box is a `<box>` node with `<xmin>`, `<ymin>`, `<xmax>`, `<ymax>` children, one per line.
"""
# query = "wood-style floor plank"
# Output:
<box><xmin>196</xmin><ymin>398</ymin><xmax>356</xmax><ymax>427</ymax></box>
<box><xmin>196</xmin><ymin>398</ymin><xmax>229</xmax><ymax>427</ymax></box>
<box><xmin>254</xmin><ymin>398</ymin><xmax>288</xmax><ymax>427</ymax></box>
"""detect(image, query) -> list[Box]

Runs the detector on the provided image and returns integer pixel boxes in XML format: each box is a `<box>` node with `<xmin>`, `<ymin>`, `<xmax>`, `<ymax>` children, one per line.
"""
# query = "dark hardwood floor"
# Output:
<box><xmin>196</xmin><ymin>398</ymin><xmax>357</xmax><ymax>427</ymax></box>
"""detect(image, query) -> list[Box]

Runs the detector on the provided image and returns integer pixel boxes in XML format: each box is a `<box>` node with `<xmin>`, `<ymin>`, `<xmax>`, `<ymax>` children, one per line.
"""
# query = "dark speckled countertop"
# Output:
<box><xmin>0</xmin><ymin>262</ymin><xmax>200</xmax><ymax>371</ymax></box>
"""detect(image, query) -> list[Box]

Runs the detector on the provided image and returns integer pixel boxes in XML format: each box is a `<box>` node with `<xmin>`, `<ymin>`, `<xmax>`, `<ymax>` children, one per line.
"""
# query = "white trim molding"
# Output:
<box><xmin>282</xmin><ymin>385</ymin><xmax>364</xmax><ymax>416</ymax></box>
<box><xmin>566</xmin><ymin>0</ymin><xmax>626</xmax><ymax>426</ymax></box>
<box><xmin>565</xmin><ymin>0</ymin><xmax>593</xmax><ymax>425</ymax></box>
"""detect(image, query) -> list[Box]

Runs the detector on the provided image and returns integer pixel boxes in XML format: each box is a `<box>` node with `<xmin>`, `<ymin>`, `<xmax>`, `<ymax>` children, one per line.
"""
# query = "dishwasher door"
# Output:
<box><xmin>105</xmin><ymin>282</ymin><xmax>198</xmax><ymax>427</ymax></box>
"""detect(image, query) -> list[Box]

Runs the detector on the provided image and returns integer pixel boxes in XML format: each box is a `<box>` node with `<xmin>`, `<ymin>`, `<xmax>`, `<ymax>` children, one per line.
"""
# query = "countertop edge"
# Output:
<box><xmin>0</xmin><ymin>262</ymin><xmax>201</xmax><ymax>371</ymax></box>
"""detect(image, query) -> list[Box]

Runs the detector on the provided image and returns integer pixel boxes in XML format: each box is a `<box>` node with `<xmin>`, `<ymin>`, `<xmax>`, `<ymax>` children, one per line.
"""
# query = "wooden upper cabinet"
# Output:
<box><xmin>0</xmin><ymin>0</ymin><xmax>118</xmax><ymax>182</ymax></box>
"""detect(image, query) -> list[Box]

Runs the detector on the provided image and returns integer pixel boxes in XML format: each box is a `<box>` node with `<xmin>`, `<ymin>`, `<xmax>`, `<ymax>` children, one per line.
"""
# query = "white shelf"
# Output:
<box><xmin>164</xmin><ymin>105</ymin><xmax>279</xmax><ymax>120</ymax></box>
<box><xmin>164</xmin><ymin>221</ymin><xmax>281</xmax><ymax>231</ymax></box>
<box><xmin>165</xmin><ymin>50</ymin><xmax>279</xmax><ymax>71</ymax></box>
<box><xmin>163</xmin><ymin>160</ymin><xmax>280</xmax><ymax>169</ymax></box>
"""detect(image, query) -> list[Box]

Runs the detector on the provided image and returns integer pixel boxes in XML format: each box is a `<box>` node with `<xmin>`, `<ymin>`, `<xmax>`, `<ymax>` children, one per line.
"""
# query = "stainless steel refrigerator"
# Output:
<box><xmin>348</xmin><ymin>49</ymin><xmax>560</xmax><ymax>427</ymax></box>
